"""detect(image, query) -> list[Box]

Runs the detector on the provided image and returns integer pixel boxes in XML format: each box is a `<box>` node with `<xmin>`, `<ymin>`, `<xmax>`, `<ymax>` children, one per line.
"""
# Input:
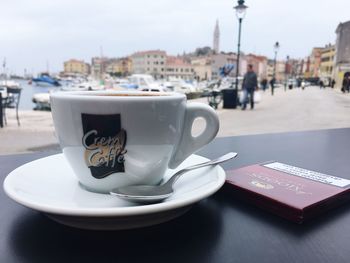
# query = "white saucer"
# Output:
<box><xmin>3</xmin><ymin>153</ymin><xmax>225</xmax><ymax>230</ymax></box>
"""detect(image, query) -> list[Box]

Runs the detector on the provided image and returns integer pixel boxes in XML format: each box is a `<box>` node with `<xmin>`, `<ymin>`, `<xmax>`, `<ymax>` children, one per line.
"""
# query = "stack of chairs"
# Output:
<box><xmin>2</xmin><ymin>87</ymin><xmax>22</xmax><ymax>126</ymax></box>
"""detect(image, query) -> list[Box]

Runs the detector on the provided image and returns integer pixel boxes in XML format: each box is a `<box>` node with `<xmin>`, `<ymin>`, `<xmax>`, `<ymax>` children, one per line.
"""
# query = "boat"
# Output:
<box><xmin>126</xmin><ymin>74</ymin><xmax>168</xmax><ymax>92</ymax></box>
<box><xmin>32</xmin><ymin>87</ymin><xmax>57</xmax><ymax>110</ymax></box>
<box><xmin>32</xmin><ymin>80</ymin><xmax>105</xmax><ymax>110</ymax></box>
<box><xmin>32</xmin><ymin>92</ymin><xmax>51</xmax><ymax>110</ymax></box>
<box><xmin>0</xmin><ymin>80</ymin><xmax>21</xmax><ymax>88</ymax></box>
<box><xmin>106</xmin><ymin>78</ymin><xmax>131</xmax><ymax>90</ymax></box>
<box><xmin>60</xmin><ymin>81</ymin><xmax>105</xmax><ymax>91</ymax></box>
<box><xmin>163</xmin><ymin>78</ymin><xmax>201</xmax><ymax>99</ymax></box>
<box><xmin>32</xmin><ymin>73</ymin><xmax>61</xmax><ymax>87</ymax></box>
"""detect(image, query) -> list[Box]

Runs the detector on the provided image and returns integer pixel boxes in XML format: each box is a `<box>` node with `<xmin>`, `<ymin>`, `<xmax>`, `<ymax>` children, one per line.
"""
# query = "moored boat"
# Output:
<box><xmin>32</xmin><ymin>73</ymin><xmax>61</xmax><ymax>87</ymax></box>
<box><xmin>32</xmin><ymin>92</ymin><xmax>51</xmax><ymax>110</ymax></box>
<box><xmin>60</xmin><ymin>81</ymin><xmax>105</xmax><ymax>91</ymax></box>
<box><xmin>127</xmin><ymin>74</ymin><xmax>168</xmax><ymax>92</ymax></box>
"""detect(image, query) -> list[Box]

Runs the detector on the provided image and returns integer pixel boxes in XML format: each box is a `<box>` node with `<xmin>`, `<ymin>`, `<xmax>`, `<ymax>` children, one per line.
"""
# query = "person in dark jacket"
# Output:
<box><xmin>342</xmin><ymin>77</ymin><xmax>348</xmax><ymax>93</ymax></box>
<box><xmin>319</xmin><ymin>80</ymin><xmax>324</xmax><ymax>89</ymax></box>
<box><xmin>261</xmin><ymin>78</ymin><xmax>268</xmax><ymax>91</ymax></box>
<box><xmin>241</xmin><ymin>64</ymin><xmax>258</xmax><ymax>110</ymax></box>
<box><xmin>270</xmin><ymin>77</ymin><xmax>276</xmax><ymax>95</ymax></box>
<box><xmin>331</xmin><ymin>79</ymin><xmax>336</xmax><ymax>89</ymax></box>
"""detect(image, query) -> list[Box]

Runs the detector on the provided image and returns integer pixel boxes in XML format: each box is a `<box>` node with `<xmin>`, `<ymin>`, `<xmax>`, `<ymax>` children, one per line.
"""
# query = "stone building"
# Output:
<box><xmin>91</xmin><ymin>57</ymin><xmax>109</xmax><ymax>79</ymax></box>
<box><xmin>287</xmin><ymin>58</ymin><xmax>303</xmax><ymax>79</ymax></box>
<box><xmin>267</xmin><ymin>59</ymin><xmax>285</xmax><ymax>82</ymax></box>
<box><xmin>164</xmin><ymin>56</ymin><xmax>194</xmax><ymax>80</ymax></box>
<box><xmin>191</xmin><ymin>57</ymin><xmax>212</xmax><ymax>81</ymax></box>
<box><xmin>320</xmin><ymin>44</ymin><xmax>336</xmax><ymax>85</ymax></box>
<box><xmin>131</xmin><ymin>50</ymin><xmax>167</xmax><ymax>79</ymax></box>
<box><xmin>105</xmin><ymin>57</ymin><xmax>132</xmax><ymax>76</ymax></box>
<box><xmin>309</xmin><ymin>47</ymin><xmax>323</xmax><ymax>78</ymax></box>
<box><xmin>294</xmin><ymin>59</ymin><xmax>305</xmax><ymax>78</ymax></box>
<box><xmin>334</xmin><ymin>21</ymin><xmax>350</xmax><ymax>89</ymax></box>
<box><xmin>303</xmin><ymin>56</ymin><xmax>311</xmax><ymax>78</ymax></box>
<box><xmin>63</xmin><ymin>59</ymin><xmax>90</xmax><ymax>76</ymax></box>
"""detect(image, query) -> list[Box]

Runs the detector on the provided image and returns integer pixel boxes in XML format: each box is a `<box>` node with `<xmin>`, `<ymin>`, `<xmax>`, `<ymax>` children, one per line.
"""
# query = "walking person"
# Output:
<box><xmin>331</xmin><ymin>79</ymin><xmax>336</xmax><ymax>89</ymax></box>
<box><xmin>319</xmin><ymin>80</ymin><xmax>324</xmax><ymax>89</ymax></box>
<box><xmin>261</xmin><ymin>78</ymin><xmax>268</xmax><ymax>92</ymax></box>
<box><xmin>241</xmin><ymin>64</ymin><xmax>258</xmax><ymax>110</ymax></box>
<box><xmin>270</xmin><ymin>77</ymin><xmax>276</xmax><ymax>96</ymax></box>
<box><xmin>341</xmin><ymin>77</ymin><xmax>347</xmax><ymax>93</ymax></box>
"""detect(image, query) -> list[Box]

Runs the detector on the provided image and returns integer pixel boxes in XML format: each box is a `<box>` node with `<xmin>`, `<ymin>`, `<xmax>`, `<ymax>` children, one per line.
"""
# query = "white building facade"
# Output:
<box><xmin>131</xmin><ymin>50</ymin><xmax>167</xmax><ymax>79</ymax></box>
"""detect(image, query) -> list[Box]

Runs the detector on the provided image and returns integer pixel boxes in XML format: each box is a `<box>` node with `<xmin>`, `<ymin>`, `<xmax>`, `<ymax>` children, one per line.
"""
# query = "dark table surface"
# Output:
<box><xmin>1</xmin><ymin>128</ymin><xmax>350</xmax><ymax>263</ymax></box>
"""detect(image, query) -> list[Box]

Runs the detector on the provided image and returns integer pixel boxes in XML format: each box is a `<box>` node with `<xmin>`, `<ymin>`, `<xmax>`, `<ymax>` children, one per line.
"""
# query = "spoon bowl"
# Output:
<box><xmin>110</xmin><ymin>152</ymin><xmax>237</xmax><ymax>204</ymax></box>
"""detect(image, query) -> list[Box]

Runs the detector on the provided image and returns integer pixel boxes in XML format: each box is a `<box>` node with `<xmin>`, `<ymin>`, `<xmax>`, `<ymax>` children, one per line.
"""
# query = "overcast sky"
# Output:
<box><xmin>1</xmin><ymin>0</ymin><xmax>349</xmax><ymax>75</ymax></box>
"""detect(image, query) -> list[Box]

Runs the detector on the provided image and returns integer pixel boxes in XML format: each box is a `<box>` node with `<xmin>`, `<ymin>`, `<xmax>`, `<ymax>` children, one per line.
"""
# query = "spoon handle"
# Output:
<box><xmin>166</xmin><ymin>152</ymin><xmax>238</xmax><ymax>186</ymax></box>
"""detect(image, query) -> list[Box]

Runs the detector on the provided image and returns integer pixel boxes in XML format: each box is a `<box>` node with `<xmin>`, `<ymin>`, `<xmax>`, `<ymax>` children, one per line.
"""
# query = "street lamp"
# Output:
<box><xmin>273</xmin><ymin>41</ymin><xmax>280</xmax><ymax>81</ymax></box>
<box><xmin>285</xmin><ymin>55</ymin><xmax>289</xmax><ymax>91</ymax></box>
<box><xmin>234</xmin><ymin>0</ymin><xmax>248</xmax><ymax>92</ymax></box>
<box><xmin>270</xmin><ymin>41</ymin><xmax>280</xmax><ymax>96</ymax></box>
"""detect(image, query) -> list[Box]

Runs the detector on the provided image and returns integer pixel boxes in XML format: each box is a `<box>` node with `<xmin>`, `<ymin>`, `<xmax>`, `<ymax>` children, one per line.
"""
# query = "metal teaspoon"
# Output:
<box><xmin>110</xmin><ymin>152</ymin><xmax>238</xmax><ymax>204</ymax></box>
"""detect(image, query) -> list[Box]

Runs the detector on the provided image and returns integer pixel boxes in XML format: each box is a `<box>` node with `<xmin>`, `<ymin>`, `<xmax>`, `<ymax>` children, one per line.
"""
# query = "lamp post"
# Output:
<box><xmin>285</xmin><ymin>55</ymin><xmax>289</xmax><ymax>91</ymax></box>
<box><xmin>234</xmin><ymin>0</ymin><xmax>248</xmax><ymax>92</ymax></box>
<box><xmin>273</xmin><ymin>41</ymin><xmax>280</xmax><ymax>82</ymax></box>
<box><xmin>270</xmin><ymin>42</ymin><xmax>279</xmax><ymax>96</ymax></box>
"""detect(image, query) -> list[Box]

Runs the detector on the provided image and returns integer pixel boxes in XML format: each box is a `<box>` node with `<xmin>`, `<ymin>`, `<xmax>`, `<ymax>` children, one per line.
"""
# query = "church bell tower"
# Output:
<box><xmin>213</xmin><ymin>20</ymin><xmax>220</xmax><ymax>54</ymax></box>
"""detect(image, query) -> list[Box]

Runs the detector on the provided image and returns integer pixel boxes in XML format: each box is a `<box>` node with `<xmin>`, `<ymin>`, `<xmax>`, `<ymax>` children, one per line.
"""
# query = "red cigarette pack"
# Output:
<box><xmin>225</xmin><ymin>162</ymin><xmax>350</xmax><ymax>223</ymax></box>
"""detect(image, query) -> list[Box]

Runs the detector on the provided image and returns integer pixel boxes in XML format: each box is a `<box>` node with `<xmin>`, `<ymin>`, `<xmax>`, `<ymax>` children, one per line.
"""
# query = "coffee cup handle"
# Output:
<box><xmin>168</xmin><ymin>102</ymin><xmax>219</xmax><ymax>169</ymax></box>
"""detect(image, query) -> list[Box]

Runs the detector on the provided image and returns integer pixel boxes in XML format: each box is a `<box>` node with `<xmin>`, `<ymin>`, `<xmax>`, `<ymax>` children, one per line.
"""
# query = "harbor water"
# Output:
<box><xmin>16</xmin><ymin>80</ymin><xmax>59</xmax><ymax>110</ymax></box>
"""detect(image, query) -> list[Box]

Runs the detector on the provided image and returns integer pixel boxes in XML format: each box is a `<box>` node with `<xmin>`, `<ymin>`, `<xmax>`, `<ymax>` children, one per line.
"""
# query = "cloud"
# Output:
<box><xmin>0</xmin><ymin>0</ymin><xmax>349</xmax><ymax>74</ymax></box>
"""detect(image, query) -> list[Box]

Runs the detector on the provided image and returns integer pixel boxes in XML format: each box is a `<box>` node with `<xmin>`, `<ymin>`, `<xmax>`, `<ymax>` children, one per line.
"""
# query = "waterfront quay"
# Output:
<box><xmin>1</xmin><ymin>86</ymin><xmax>350</xmax><ymax>155</ymax></box>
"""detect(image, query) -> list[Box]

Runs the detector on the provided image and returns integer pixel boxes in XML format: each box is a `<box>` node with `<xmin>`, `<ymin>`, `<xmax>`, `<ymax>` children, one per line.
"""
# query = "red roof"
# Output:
<box><xmin>132</xmin><ymin>50</ymin><xmax>167</xmax><ymax>56</ymax></box>
<box><xmin>166</xmin><ymin>56</ymin><xmax>191</xmax><ymax>66</ymax></box>
<box><xmin>65</xmin><ymin>59</ymin><xmax>85</xmax><ymax>64</ymax></box>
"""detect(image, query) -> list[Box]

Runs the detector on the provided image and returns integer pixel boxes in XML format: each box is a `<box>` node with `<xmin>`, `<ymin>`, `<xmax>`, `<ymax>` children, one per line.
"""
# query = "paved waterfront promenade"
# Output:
<box><xmin>1</xmin><ymin>86</ymin><xmax>350</xmax><ymax>155</ymax></box>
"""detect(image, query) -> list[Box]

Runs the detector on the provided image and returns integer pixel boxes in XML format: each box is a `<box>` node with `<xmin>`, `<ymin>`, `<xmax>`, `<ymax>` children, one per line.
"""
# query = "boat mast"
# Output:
<box><xmin>46</xmin><ymin>60</ymin><xmax>50</xmax><ymax>74</ymax></box>
<box><xmin>100</xmin><ymin>46</ymin><xmax>103</xmax><ymax>81</ymax></box>
<box><xmin>3</xmin><ymin>57</ymin><xmax>6</xmax><ymax>84</ymax></box>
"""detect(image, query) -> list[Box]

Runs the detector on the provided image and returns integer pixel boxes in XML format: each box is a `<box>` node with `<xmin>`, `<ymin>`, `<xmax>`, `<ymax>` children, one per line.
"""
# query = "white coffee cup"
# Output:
<box><xmin>50</xmin><ymin>90</ymin><xmax>219</xmax><ymax>193</ymax></box>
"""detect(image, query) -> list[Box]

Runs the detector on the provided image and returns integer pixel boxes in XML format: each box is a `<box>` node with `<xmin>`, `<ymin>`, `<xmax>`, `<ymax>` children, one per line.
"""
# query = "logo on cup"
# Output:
<box><xmin>81</xmin><ymin>113</ymin><xmax>127</xmax><ymax>179</ymax></box>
